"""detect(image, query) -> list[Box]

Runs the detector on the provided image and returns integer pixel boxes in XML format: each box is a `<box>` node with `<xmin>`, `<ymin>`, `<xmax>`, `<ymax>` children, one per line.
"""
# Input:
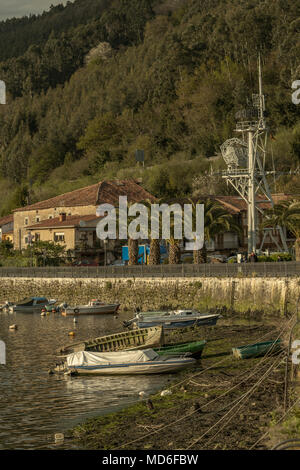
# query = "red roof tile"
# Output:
<box><xmin>27</xmin><ymin>214</ymin><xmax>99</xmax><ymax>229</ymax></box>
<box><xmin>0</xmin><ymin>214</ymin><xmax>13</xmax><ymax>226</ymax></box>
<box><xmin>14</xmin><ymin>180</ymin><xmax>155</xmax><ymax>213</ymax></box>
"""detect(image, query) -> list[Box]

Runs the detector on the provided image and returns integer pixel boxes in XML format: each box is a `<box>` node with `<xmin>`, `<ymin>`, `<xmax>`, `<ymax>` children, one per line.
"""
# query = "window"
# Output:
<box><xmin>24</xmin><ymin>236</ymin><xmax>28</xmax><ymax>244</ymax></box>
<box><xmin>35</xmin><ymin>233</ymin><xmax>40</xmax><ymax>241</ymax></box>
<box><xmin>48</xmin><ymin>215</ymin><xmax>53</xmax><ymax>219</ymax></box>
<box><xmin>24</xmin><ymin>217</ymin><xmax>28</xmax><ymax>225</ymax></box>
<box><xmin>36</xmin><ymin>216</ymin><xmax>40</xmax><ymax>223</ymax></box>
<box><xmin>54</xmin><ymin>232</ymin><xmax>65</xmax><ymax>242</ymax></box>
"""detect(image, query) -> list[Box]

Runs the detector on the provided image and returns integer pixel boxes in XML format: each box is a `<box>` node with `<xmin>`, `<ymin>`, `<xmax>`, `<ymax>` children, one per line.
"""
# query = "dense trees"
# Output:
<box><xmin>0</xmin><ymin>0</ymin><xmax>299</xmax><ymax>216</ymax></box>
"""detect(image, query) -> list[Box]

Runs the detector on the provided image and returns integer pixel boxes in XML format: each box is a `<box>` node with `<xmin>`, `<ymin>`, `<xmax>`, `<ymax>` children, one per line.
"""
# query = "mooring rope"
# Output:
<box><xmin>116</xmin><ymin>316</ymin><xmax>294</xmax><ymax>450</ymax></box>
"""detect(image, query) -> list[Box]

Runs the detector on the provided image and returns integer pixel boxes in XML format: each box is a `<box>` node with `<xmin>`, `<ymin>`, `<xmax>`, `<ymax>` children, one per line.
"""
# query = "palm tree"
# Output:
<box><xmin>261</xmin><ymin>200</ymin><xmax>300</xmax><ymax>260</ymax></box>
<box><xmin>115</xmin><ymin>202</ymin><xmax>140</xmax><ymax>265</ymax></box>
<box><xmin>189</xmin><ymin>198</ymin><xmax>241</xmax><ymax>264</ymax></box>
<box><xmin>128</xmin><ymin>237</ymin><xmax>139</xmax><ymax>265</ymax></box>
<box><xmin>149</xmin><ymin>238</ymin><xmax>161</xmax><ymax>265</ymax></box>
<box><xmin>166</xmin><ymin>212</ymin><xmax>183</xmax><ymax>264</ymax></box>
<box><xmin>140</xmin><ymin>198</ymin><xmax>161</xmax><ymax>265</ymax></box>
<box><xmin>167</xmin><ymin>236</ymin><xmax>181</xmax><ymax>264</ymax></box>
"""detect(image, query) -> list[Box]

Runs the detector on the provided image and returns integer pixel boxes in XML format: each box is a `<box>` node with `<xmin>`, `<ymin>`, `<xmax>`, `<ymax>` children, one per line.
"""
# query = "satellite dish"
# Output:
<box><xmin>220</xmin><ymin>138</ymin><xmax>248</xmax><ymax>169</ymax></box>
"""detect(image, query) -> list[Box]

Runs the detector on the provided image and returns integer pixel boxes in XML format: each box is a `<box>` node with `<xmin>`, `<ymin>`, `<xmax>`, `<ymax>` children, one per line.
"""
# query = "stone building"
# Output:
<box><xmin>26</xmin><ymin>213</ymin><xmax>100</xmax><ymax>251</ymax></box>
<box><xmin>13</xmin><ymin>179</ymin><xmax>155</xmax><ymax>251</ymax></box>
<box><xmin>0</xmin><ymin>214</ymin><xmax>14</xmax><ymax>243</ymax></box>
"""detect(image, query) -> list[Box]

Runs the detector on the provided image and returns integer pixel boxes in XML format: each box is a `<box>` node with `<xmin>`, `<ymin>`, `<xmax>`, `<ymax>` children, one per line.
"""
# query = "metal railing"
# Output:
<box><xmin>0</xmin><ymin>262</ymin><xmax>299</xmax><ymax>279</ymax></box>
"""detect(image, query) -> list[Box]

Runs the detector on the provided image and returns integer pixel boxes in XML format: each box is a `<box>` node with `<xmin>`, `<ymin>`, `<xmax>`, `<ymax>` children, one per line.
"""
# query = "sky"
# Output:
<box><xmin>0</xmin><ymin>1</ymin><xmax>65</xmax><ymax>21</ymax></box>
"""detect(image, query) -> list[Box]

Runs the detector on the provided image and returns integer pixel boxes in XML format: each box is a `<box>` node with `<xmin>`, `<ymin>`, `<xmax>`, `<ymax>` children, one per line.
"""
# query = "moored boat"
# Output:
<box><xmin>232</xmin><ymin>339</ymin><xmax>282</xmax><ymax>359</ymax></box>
<box><xmin>59</xmin><ymin>349</ymin><xmax>196</xmax><ymax>375</ymax></box>
<box><xmin>9</xmin><ymin>297</ymin><xmax>57</xmax><ymax>313</ymax></box>
<box><xmin>57</xmin><ymin>326</ymin><xmax>164</xmax><ymax>355</ymax></box>
<box><xmin>125</xmin><ymin>309</ymin><xmax>221</xmax><ymax>329</ymax></box>
<box><xmin>154</xmin><ymin>339</ymin><xmax>207</xmax><ymax>359</ymax></box>
<box><xmin>61</xmin><ymin>299</ymin><xmax>120</xmax><ymax>316</ymax></box>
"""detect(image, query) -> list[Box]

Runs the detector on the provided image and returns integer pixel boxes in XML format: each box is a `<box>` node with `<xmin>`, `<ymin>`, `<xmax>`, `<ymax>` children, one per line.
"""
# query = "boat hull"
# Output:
<box><xmin>10</xmin><ymin>301</ymin><xmax>56</xmax><ymax>313</ymax></box>
<box><xmin>232</xmin><ymin>339</ymin><xmax>282</xmax><ymax>359</ymax></box>
<box><xmin>134</xmin><ymin>314</ymin><xmax>220</xmax><ymax>329</ymax></box>
<box><xmin>154</xmin><ymin>340</ymin><xmax>206</xmax><ymax>359</ymax></box>
<box><xmin>68</xmin><ymin>357</ymin><xmax>196</xmax><ymax>375</ymax></box>
<box><xmin>57</xmin><ymin>326</ymin><xmax>164</xmax><ymax>355</ymax></box>
<box><xmin>62</xmin><ymin>304</ymin><xmax>120</xmax><ymax>316</ymax></box>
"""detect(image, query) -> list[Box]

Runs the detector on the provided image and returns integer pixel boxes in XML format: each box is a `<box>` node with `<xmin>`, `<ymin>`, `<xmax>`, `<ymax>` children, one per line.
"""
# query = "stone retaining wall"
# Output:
<box><xmin>1</xmin><ymin>276</ymin><xmax>300</xmax><ymax>316</ymax></box>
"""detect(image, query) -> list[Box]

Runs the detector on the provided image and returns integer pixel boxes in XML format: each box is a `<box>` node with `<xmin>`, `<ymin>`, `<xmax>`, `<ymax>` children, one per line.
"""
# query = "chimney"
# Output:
<box><xmin>59</xmin><ymin>213</ymin><xmax>66</xmax><ymax>222</ymax></box>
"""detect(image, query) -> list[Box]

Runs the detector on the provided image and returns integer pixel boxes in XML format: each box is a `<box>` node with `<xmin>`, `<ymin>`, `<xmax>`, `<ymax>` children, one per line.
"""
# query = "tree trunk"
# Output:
<box><xmin>295</xmin><ymin>238</ymin><xmax>300</xmax><ymax>262</ymax></box>
<box><xmin>198</xmin><ymin>242</ymin><xmax>207</xmax><ymax>263</ymax></box>
<box><xmin>193</xmin><ymin>249</ymin><xmax>201</xmax><ymax>264</ymax></box>
<box><xmin>149</xmin><ymin>239</ymin><xmax>160</xmax><ymax>265</ymax></box>
<box><xmin>128</xmin><ymin>238</ymin><xmax>138</xmax><ymax>265</ymax></box>
<box><xmin>169</xmin><ymin>240</ymin><xmax>181</xmax><ymax>264</ymax></box>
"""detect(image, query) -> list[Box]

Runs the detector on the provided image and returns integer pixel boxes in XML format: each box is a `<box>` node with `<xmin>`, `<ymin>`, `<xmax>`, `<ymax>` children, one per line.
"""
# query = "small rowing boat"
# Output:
<box><xmin>60</xmin><ymin>349</ymin><xmax>196</xmax><ymax>375</ymax></box>
<box><xmin>154</xmin><ymin>340</ymin><xmax>206</xmax><ymax>359</ymax></box>
<box><xmin>57</xmin><ymin>326</ymin><xmax>164</xmax><ymax>355</ymax></box>
<box><xmin>61</xmin><ymin>299</ymin><xmax>120</xmax><ymax>316</ymax></box>
<box><xmin>125</xmin><ymin>309</ymin><xmax>221</xmax><ymax>329</ymax></box>
<box><xmin>232</xmin><ymin>339</ymin><xmax>282</xmax><ymax>359</ymax></box>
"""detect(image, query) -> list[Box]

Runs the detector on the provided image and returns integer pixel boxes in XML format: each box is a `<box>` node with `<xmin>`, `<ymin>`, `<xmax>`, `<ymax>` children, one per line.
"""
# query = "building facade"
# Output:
<box><xmin>13</xmin><ymin>179</ymin><xmax>155</xmax><ymax>251</ymax></box>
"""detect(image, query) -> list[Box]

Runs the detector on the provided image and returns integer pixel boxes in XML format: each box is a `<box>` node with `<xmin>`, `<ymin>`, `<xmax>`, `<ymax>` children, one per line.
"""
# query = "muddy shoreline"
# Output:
<box><xmin>67</xmin><ymin>318</ymin><xmax>294</xmax><ymax>450</ymax></box>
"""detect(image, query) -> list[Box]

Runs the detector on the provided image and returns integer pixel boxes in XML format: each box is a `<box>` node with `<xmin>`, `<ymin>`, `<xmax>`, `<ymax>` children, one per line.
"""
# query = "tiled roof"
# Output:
<box><xmin>0</xmin><ymin>214</ymin><xmax>13</xmax><ymax>226</ymax></box>
<box><xmin>14</xmin><ymin>180</ymin><xmax>155</xmax><ymax>213</ymax></box>
<box><xmin>27</xmin><ymin>214</ymin><xmax>99</xmax><ymax>229</ymax></box>
<box><xmin>165</xmin><ymin>194</ymin><xmax>298</xmax><ymax>215</ymax></box>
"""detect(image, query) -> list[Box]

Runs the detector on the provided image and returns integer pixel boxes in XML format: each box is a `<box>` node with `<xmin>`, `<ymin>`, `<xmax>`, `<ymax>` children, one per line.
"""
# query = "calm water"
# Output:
<box><xmin>0</xmin><ymin>309</ymin><xmax>171</xmax><ymax>449</ymax></box>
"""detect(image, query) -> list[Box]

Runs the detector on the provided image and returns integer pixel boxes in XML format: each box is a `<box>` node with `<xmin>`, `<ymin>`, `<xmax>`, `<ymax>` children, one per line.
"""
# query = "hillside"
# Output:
<box><xmin>0</xmin><ymin>1</ymin><xmax>111</xmax><ymax>62</ymax></box>
<box><xmin>0</xmin><ymin>0</ymin><xmax>299</xmax><ymax>215</ymax></box>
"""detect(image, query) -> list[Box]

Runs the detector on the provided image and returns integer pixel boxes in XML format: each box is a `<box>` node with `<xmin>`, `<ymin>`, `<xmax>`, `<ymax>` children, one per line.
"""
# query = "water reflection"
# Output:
<box><xmin>0</xmin><ymin>310</ymin><xmax>171</xmax><ymax>449</ymax></box>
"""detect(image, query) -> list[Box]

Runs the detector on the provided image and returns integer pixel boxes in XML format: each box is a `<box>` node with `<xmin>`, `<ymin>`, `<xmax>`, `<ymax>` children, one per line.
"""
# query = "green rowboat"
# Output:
<box><xmin>154</xmin><ymin>340</ymin><xmax>206</xmax><ymax>359</ymax></box>
<box><xmin>232</xmin><ymin>339</ymin><xmax>282</xmax><ymax>359</ymax></box>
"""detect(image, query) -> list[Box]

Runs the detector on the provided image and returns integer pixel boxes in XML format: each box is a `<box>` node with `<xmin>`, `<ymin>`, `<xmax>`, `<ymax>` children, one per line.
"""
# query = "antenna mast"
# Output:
<box><xmin>220</xmin><ymin>55</ymin><xmax>287</xmax><ymax>253</ymax></box>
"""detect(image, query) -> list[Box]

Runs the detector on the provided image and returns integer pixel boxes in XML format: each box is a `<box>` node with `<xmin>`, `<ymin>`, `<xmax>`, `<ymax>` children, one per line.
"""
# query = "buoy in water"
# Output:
<box><xmin>73</xmin><ymin>317</ymin><xmax>78</xmax><ymax>323</ymax></box>
<box><xmin>9</xmin><ymin>324</ymin><xmax>17</xmax><ymax>330</ymax></box>
<box><xmin>68</xmin><ymin>331</ymin><xmax>75</xmax><ymax>336</ymax></box>
<box><xmin>160</xmin><ymin>389</ymin><xmax>172</xmax><ymax>397</ymax></box>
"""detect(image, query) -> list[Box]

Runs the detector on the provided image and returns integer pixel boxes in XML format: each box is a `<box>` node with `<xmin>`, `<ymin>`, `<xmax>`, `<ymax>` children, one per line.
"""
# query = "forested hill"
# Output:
<box><xmin>0</xmin><ymin>0</ymin><xmax>111</xmax><ymax>62</ymax></box>
<box><xmin>0</xmin><ymin>0</ymin><xmax>155</xmax><ymax>97</ymax></box>
<box><xmin>0</xmin><ymin>0</ymin><xmax>299</xmax><ymax>215</ymax></box>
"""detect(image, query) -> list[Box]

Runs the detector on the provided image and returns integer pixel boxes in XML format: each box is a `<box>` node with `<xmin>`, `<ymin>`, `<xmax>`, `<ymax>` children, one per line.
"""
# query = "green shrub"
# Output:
<box><xmin>257</xmin><ymin>252</ymin><xmax>292</xmax><ymax>262</ymax></box>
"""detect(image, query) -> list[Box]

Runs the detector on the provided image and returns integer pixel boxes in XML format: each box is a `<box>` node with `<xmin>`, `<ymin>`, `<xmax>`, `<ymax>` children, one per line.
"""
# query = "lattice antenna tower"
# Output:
<box><xmin>220</xmin><ymin>55</ymin><xmax>287</xmax><ymax>253</ymax></box>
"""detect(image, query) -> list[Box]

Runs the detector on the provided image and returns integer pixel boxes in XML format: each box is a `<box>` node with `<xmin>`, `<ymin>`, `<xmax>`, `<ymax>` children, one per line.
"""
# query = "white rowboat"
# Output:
<box><xmin>64</xmin><ymin>349</ymin><xmax>196</xmax><ymax>375</ymax></box>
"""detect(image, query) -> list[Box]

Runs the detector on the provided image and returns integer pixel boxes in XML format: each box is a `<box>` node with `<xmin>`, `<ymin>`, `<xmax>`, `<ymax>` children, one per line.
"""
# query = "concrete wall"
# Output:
<box><xmin>1</xmin><ymin>276</ymin><xmax>299</xmax><ymax>316</ymax></box>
